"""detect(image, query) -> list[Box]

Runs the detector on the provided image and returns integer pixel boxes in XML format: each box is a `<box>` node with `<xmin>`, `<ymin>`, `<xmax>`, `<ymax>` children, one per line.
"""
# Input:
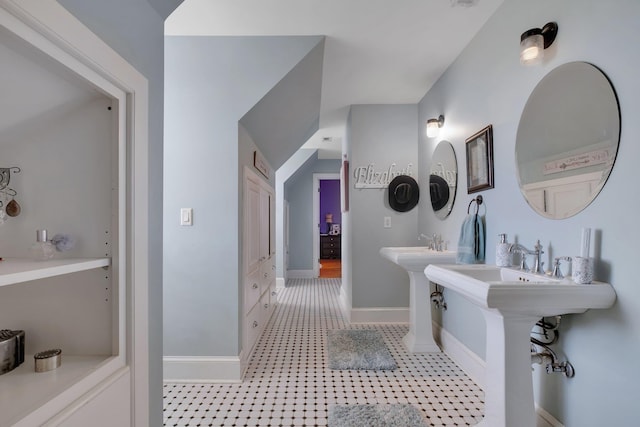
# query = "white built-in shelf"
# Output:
<box><xmin>0</xmin><ymin>258</ymin><xmax>110</xmax><ymax>288</ymax></box>
<box><xmin>0</xmin><ymin>354</ymin><xmax>119</xmax><ymax>426</ymax></box>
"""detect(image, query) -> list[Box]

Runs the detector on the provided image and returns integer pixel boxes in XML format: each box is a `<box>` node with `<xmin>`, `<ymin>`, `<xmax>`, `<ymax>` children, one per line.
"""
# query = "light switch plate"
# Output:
<box><xmin>180</xmin><ymin>208</ymin><xmax>193</xmax><ymax>226</ymax></box>
<box><xmin>384</xmin><ymin>216</ymin><xmax>391</xmax><ymax>228</ymax></box>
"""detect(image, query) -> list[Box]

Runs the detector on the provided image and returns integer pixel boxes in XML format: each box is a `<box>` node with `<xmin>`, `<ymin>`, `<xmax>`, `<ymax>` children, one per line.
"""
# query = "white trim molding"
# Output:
<box><xmin>313</xmin><ymin>173</ymin><xmax>340</xmax><ymax>277</ymax></box>
<box><xmin>163</xmin><ymin>356</ymin><xmax>243</xmax><ymax>384</ymax></box>
<box><xmin>434</xmin><ymin>323</ymin><xmax>564</xmax><ymax>427</ymax></box>
<box><xmin>535</xmin><ymin>405</ymin><xmax>564</xmax><ymax>427</ymax></box>
<box><xmin>276</xmin><ymin>277</ymin><xmax>286</xmax><ymax>289</ymax></box>
<box><xmin>339</xmin><ymin>286</ymin><xmax>351</xmax><ymax>323</ymax></box>
<box><xmin>434</xmin><ymin>323</ymin><xmax>486</xmax><ymax>387</ymax></box>
<box><xmin>349</xmin><ymin>307</ymin><xmax>409</xmax><ymax>324</ymax></box>
<box><xmin>287</xmin><ymin>269</ymin><xmax>315</xmax><ymax>279</ymax></box>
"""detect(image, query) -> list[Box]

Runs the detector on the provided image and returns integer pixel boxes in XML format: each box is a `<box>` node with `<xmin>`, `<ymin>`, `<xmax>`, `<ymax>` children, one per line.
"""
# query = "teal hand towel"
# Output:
<box><xmin>456</xmin><ymin>213</ymin><xmax>486</xmax><ymax>264</ymax></box>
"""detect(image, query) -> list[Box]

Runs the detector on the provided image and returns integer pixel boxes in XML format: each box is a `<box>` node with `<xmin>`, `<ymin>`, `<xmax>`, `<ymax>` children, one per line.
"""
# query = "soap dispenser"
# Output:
<box><xmin>496</xmin><ymin>233</ymin><xmax>512</xmax><ymax>267</ymax></box>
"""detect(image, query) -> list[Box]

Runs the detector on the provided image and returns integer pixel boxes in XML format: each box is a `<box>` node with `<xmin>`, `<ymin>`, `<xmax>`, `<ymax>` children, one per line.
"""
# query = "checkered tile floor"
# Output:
<box><xmin>164</xmin><ymin>278</ymin><xmax>484</xmax><ymax>426</ymax></box>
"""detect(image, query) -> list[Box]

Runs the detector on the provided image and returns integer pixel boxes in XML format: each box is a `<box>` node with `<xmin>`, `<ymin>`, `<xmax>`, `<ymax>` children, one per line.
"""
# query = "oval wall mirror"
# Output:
<box><xmin>430</xmin><ymin>140</ymin><xmax>458</xmax><ymax>220</ymax></box>
<box><xmin>516</xmin><ymin>62</ymin><xmax>620</xmax><ymax>219</ymax></box>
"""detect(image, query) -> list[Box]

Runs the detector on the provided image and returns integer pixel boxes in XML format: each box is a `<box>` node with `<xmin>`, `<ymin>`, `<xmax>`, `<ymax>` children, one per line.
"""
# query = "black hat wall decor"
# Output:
<box><xmin>429</xmin><ymin>174</ymin><xmax>450</xmax><ymax>212</ymax></box>
<box><xmin>388</xmin><ymin>175</ymin><xmax>420</xmax><ymax>212</ymax></box>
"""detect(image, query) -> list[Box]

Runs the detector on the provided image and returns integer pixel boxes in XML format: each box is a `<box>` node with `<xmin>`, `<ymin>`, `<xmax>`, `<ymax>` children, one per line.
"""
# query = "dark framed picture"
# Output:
<box><xmin>465</xmin><ymin>125</ymin><xmax>494</xmax><ymax>194</ymax></box>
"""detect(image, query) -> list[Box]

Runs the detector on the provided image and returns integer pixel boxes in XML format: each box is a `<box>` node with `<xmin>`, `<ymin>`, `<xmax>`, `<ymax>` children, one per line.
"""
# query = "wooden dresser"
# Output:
<box><xmin>320</xmin><ymin>234</ymin><xmax>341</xmax><ymax>259</ymax></box>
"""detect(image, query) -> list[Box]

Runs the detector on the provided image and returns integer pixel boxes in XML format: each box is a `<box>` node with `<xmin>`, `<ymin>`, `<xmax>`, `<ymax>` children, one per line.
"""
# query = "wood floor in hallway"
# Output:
<box><xmin>318</xmin><ymin>259</ymin><xmax>341</xmax><ymax>278</ymax></box>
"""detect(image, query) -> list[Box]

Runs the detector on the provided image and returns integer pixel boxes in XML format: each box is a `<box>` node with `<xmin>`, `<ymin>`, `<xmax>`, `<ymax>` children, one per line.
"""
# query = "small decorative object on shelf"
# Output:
<box><xmin>34</xmin><ymin>349</ymin><xmax>62</xmax><ymax>372</ymax></box>
<box><xmin>51</xmin><ymin>233</ymin><xmax>75</xmax><ymax>252</ymax></box>
<box><xmin>329</xmin><ymin>224</ymin><xmax>341</xmax><ymax>235</ymax></box>
<box><xmin>30</xmin><ymin>230</ymin><xmax>56</xmax><ymax>261</ymax></box>
<box><xmin>5</xmin><ymin>199</ymin><xmax>20</xmax><ymax>217</ymax></box>
<box><xmin>0</xmin><ymin>167</ymin><xmax>21</xmax><ymax>222</ymax></box>
<box><xmin>325</xmin><ymin>213</ymin><xmax>333</xmax><ymax>234</ymax></box>
<box><xmin>0</xmin><ymin>329</ymin><xmax>25</xmax><ymax>375</ymax></box>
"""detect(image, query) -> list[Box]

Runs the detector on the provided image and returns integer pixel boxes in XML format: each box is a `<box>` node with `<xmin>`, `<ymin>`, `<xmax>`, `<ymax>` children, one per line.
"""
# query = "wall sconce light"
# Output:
<box><xmin>520</xmin><ymin>22</ymin><xmax>558</xmax><ymax>66</ymax></box>
<box><xmin>426</xmin><ymin>115</ymin><xmax>445</xmax><ymax>138</ymax></box>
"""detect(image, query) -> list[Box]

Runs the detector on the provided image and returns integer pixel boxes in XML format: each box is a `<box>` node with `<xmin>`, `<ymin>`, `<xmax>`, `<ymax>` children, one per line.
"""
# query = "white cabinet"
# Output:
<box><xmin>0</xmin><ymin>4</ymin><xmax>148</xmax><ymax>426</ymax></box>
<box><xmin>522</xmin><ymin>172</ymin><xmax>602</xmax><ymax>218</ymax></box>
<box><xmin>242</xmin><ymin>168</ymin><xmax>276</xmax><ymax>372</ymax></box>
<box><xmin>259</xmin><ymin>185</ymin><xmax>271</xmax><ymax>263</ymax></box>
<box><xmin>245</xmin><ymin>178</ymin><xmax>262</xmax><ymax>274</ymax></box>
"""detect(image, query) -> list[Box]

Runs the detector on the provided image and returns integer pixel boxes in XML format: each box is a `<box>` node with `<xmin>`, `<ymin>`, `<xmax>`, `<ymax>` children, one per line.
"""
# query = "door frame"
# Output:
<box><xmin>284</xmin><ymin>200</ymin><xmax>290</xmax><ymax>282</ymax></box>
<box><xmin>313</xmin><ymin>173</ymin><xmax>340</xmax><ymax>277</ymax></box>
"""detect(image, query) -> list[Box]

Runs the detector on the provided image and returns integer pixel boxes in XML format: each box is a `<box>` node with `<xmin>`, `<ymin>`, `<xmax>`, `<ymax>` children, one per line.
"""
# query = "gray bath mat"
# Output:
<box><xmin>328</xmin><ymin>404</ymin><xmax>427</xmax><ymax>427</ymax></box>
<box><xmin>327</xmin><ymin>329</ymin><xmax>397</xmax><ymax>370</ymax></box>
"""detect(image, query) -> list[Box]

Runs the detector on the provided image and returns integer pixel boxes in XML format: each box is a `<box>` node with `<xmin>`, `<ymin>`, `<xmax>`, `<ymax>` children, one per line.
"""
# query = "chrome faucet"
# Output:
<box><xmin>552</xmin><ymin>256</ymin><xmax>572</xmax><ymax>279</ymax></box>
<box><xmin>418</xmin><ymin>233</ymin><xmax>443</xmax><ymax>251</ymax></box>
<box><xmin>509</xmin><ymin>240</ymin><xmax>545</xmax><ymax>274</ymax></box>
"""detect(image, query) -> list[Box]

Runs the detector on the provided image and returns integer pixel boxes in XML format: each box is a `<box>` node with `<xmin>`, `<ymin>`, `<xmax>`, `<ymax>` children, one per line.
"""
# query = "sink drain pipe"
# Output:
<box><xmin>530</xmin><ymin>336</ymin><xmax>575</xmax><ymax>378</ymax></box>
<box><xmin>430</xmin><ymin>284</ymin><xmax>447</xmax><ymax>310</ymax></box>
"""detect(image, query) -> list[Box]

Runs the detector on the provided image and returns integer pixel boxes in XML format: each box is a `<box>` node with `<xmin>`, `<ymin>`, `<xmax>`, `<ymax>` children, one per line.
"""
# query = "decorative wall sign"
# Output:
<box><xmin>465</xmin><ymin>125</ymin><xmax>494</xmax><ymax>194</ymax></box>
<box><xmin>352</xmin><ymin>162</ymin><xmax>415</xmax><ymax>189</ymax></box>
<box><xmin>543</xmin><ymin>148</ymin><xmax>612</xmax><ymax>175</ymax></box>
<box><xmin>253</xmin><ymin>151</ymin><xmax>270</xmax><ymax>179</ymax></box>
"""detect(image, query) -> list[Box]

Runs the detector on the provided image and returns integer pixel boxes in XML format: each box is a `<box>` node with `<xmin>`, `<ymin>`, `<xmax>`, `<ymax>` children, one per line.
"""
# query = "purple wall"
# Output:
<box><xmin>320</xmin><ymin>179</ymin><xmax>341</xmax><ymax>234</ymax></box>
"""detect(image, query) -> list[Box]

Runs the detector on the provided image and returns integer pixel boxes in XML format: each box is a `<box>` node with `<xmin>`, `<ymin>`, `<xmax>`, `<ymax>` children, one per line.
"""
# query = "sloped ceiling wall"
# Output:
<box><xmin>146</xmin><ymin>0</ymin><xmax>184</xmax><ymax>19</ymax></box>
<box><xmin>240</xmin><ymin>38</ymin><xmax>325</xmax><ymax>170</ymax></box>
<box><xmin>0</xmin><ymin>34</ymin><xmax>98</xmax><ymax>140</ymax></box>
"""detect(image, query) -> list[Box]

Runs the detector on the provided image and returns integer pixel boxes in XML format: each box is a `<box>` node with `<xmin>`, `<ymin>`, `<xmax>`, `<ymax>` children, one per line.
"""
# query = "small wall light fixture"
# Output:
<box><xmin>426</xmin><ymin>115</ymin><xmax>445</xmax><ymax>138</ymax></box>
<box><xmin>520</xmin><ymin>22</ymin><xmax>558</xmax><ymax>66</ymax></box>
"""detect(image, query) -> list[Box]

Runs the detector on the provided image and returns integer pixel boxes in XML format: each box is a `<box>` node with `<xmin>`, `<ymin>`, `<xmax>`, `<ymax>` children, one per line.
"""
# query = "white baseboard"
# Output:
<box><xmin>339</xmin><ymin>286</ymin><xmax>351</xmax><ymax>323</ymax></box>
<box><xmin>434</xmin><ymin>322</ymin><xmax>486</xmax><ymax>387</ymax></box>
<box><xmin>163</xmin><ymin>356</ymin><xmax>243</xmax><ymax>383</ymax></box>
<box><xmin>350</xmin><ymin>307</ymin><xmax>409</xmax><ymax>324</ymax></box>
<box><xmin>287</xmin><ymin>269</ymin><xmax>314</xmax><ymax>279</ymax></box>
<box><xmin>535</xmin><ymin>405</ymin><xmax>564</xmax><ymax>427</ymax></box>
<box><xmin>276</xmin><ymin>277</ymin><xmax>286</xmax><ymax>289</ymax></box>
<box><xmin>434</xmin><ymin>323</ymin><xmax>563</xmax><ymax>427</ymax></box>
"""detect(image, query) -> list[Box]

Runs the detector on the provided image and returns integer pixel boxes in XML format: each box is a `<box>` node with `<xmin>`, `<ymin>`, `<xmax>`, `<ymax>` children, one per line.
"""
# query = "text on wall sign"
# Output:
<box><xmin>353</xmin><ymin>163</ymin><xmax>414</xmax><ymax>189</ymax></box>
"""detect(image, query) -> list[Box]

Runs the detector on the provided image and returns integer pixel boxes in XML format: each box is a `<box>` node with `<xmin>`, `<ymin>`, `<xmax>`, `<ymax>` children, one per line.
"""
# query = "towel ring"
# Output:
<box><xmin>467</xmin><ymin>195</ymin><xmax>484</xmax><ymax>214</ymax></box>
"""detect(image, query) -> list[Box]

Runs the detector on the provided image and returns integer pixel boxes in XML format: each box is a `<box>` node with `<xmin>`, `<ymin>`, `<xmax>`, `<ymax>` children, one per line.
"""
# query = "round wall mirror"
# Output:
<box><xmin>430</xmin><ymin>140</ymin><xmax>458</xmax><ymax>219</ymax></box>
<box><xmin>516</xmin><ymin>62</ymin><xmax>620</xmax><ymax>219</ymax></box>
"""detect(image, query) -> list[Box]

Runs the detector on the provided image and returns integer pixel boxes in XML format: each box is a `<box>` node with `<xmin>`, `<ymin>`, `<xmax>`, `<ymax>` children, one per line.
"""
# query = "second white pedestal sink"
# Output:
<box><xmin>425</xmin><ymin>263</ymin><xmax>616</xmax><ymax>427</ymax></box>
<box><xmin>379</xmin><ymin>247</ymin><xmax>456</xmax><ymax>353</ymax></box>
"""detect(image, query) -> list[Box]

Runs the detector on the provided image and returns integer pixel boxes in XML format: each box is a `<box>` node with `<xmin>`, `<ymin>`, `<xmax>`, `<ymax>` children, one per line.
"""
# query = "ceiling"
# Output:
<box><xmin>166</xmin><ymin>0</ymin><xmax>504</xmax><ymax>159</ymax></box>
<box><xmin>146</xmin><ymin>0</ymin><xmax>184</xmax><ymax>20</ymax></box>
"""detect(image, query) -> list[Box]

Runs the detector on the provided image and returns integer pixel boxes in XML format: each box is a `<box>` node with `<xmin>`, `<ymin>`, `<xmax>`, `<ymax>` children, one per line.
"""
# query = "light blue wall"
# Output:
<box><xmin>419</xmin><ymin>0</ymin><xmax>640</xmax><ymax>424</ymax></box>
<box><xmin>285</xmin><ymin>156</ymin><xmax>340</xmax><ymax>270</ymax></box>
<box><xmin>275</xmin><ymin>149</ymin><xmax>317</xmax><ymax>278</ymax></box>
<box><xmin>163</xmin><ymin>36</ymin><xmax>321</xmax><ymax>357</ymax></box>
<box><xmin>58</xmin><ymin>1</ymin><xmax>168</xmax><ymax>424</ymax></box>
<box><xmin>349</xmin><ymin>104</ymin><xmax>419</xmax><ymax>309</ymax></box>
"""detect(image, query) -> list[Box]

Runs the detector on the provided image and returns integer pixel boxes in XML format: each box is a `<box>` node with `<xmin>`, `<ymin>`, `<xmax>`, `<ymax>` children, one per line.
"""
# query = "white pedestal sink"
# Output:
<box><xmin>425</xmin><ymin>264</ymin><xmax>616</xmax><ymax>427</ymax></box>
<box><xmin>379</xmin><ymin>247</ymin><xmax>456</xmax><ymax>353</ymax></box>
